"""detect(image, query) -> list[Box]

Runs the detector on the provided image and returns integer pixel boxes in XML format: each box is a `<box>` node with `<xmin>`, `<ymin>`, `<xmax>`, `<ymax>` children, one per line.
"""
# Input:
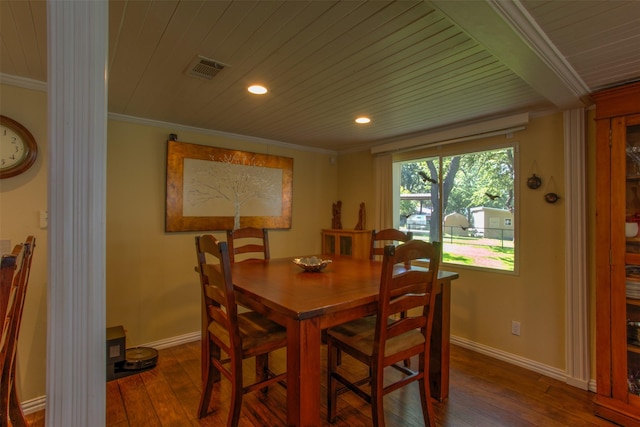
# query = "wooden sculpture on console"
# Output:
<box><xmin>355</xmin><ymin>202</ymin><xmax>366</xmax><ymax>230</ymax></box>
<box><xmin>332</xmin><ymin>200</ymin><xmax>342</xmax><ymax>229</ymax></box>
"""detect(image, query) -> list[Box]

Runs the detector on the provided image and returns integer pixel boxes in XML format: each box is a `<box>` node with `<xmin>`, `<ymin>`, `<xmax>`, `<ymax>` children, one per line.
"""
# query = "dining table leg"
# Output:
<box><xmin>429</xmin><ymin>279</ymin><xmax>451</xmax><ymax>401</ymax></box>
<box><xmin>286</xmin><ymin>316</ymin><xmax>323</xmax><ymax>427</ymax></box>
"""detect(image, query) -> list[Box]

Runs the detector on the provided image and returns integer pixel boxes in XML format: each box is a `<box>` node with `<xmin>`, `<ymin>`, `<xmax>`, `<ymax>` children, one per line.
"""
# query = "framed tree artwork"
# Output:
<box><xmin>165</xmin><ymin>140</ymin><xmax>293</xmax><ymax>231</ymax></box>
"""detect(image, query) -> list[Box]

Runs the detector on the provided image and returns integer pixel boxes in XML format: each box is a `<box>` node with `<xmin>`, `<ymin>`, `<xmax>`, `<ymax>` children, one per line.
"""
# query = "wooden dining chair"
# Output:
<box><xmin>370</xmin><ymin>228</ymin><xmax>415</xmax><ymax>367</ymax></box>
<box><xmin>226</xmin><ymin>227</ymin><xmax>270</xmax><ymax>263</ymax></box>
<box><xmin>194</xmin><ymin>235</ymin><xmax>286</xmax><ymax>426</ymax></box>
<box><xmin>1</xmin><ymin>236</ymin><xmax>35</xmax><ymax>427</ymax></box>
<box><xmin>0</xmin><ymin>243</ymin><xmax>22</xmax><ymax>427</ymax></box>
<box><xmin>370</xmin><ymin>228</ymin><xmax>413</xmax><ymax>260</ymax></box>
<box><xmin>326</xmin><ymin>239</ymin><xmax>441</xmax><ymax>427</ymax></box>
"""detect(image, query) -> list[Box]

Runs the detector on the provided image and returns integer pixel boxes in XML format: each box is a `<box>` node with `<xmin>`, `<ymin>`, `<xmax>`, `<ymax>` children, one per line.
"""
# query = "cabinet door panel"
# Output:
<box><xmin>619</xmin><ymin>114</ymin><xmax>640</xmax><ymax>400</ymax></box>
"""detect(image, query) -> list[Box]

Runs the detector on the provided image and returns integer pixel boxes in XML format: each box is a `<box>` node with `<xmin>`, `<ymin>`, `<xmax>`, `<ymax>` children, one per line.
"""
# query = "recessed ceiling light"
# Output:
<box><xmin>355</xmin><ymin>117</ymin><xmax>371</xmax><ymax>124</ymax></box>
<box><xmin>248</xmin><ymin>85</ymin><xmax>268</xmax><ymax>95</ymax></box>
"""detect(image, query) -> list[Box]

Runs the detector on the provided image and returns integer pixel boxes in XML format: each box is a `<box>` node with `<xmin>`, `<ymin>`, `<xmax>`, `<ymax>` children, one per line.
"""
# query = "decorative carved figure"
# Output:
<box><xmin>355</xmin><ymin>202</ymin><xmax>366</xmax><ymax>230</ymax></box>
<box><xmin>332</xmin><ymin>201</ymin><xmax>342</xmax><ymax>229</ymax></box>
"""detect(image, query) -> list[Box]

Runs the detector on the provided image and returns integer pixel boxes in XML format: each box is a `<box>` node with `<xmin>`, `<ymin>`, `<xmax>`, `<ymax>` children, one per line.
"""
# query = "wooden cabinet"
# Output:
<box><xmin>594</xmin><ymin>81</ymin><xmax>640</xmax><ymax>425</ymax></box>
<box><xmin>321</xmin><ymin>229</ymin><xmax>371</xmax><ymax>260</ymax></box>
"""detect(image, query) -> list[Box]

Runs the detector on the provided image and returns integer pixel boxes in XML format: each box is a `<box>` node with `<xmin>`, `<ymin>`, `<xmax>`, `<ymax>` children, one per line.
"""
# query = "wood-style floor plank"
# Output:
<box><xmin>117</xmin><ymin>373</ymin><xmax>162</xmax><ymax>426</ymax></box>
<box><xmin>106</xmin><ymin>379</ymin><xmax>128</xmax><ymax>425</ymax></box>
<box><xmin>24</xmin><ymin>343</ymin><xmax>615</xmax><ymax>426</ymax></box>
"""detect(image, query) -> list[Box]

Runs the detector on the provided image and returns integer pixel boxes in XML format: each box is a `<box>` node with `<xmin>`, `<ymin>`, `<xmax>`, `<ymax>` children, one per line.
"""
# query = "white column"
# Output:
<box><xmin>46</xmin><ymin>1</ymin><xmax>108</xmax><ymax>425</ymax></box>
<box><xmin>563</xmin><ymin>108</ymin><xmax>590</xmax><ymax>390</ymax></box>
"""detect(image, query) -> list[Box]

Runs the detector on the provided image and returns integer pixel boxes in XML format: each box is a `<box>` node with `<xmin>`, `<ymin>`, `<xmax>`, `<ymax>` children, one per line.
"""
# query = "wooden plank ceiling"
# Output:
<box><xmin>1</xmin><ymin>0</ymin><xmax>639</xmax><ymax>152</ymax></box>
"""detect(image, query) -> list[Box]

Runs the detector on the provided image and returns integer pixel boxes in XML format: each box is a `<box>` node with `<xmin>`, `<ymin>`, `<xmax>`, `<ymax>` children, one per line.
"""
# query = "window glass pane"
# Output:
<box><xmin>396</xmin><ymin>146</ymin><xmax>516</xmax><ymax>272</ymax></box>
<box><xmin>399</xmin><ymin>157</ymin><xmax>440</xmax><ymax>241</ymax></box>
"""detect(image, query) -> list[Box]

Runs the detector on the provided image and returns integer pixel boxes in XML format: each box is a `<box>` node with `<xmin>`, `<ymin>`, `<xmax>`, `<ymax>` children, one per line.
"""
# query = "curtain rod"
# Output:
<box><xmin>370</xmin><ymin>112</ymin><xmax>529</xmax><ymax>155</ymax></box>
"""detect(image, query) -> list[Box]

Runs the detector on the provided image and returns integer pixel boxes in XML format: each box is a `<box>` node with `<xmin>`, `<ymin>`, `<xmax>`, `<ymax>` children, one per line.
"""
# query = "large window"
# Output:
<box><xmin>396</xmin><ymin>146</ymin><xmax>516</xmax><ymax>272</ymax></box>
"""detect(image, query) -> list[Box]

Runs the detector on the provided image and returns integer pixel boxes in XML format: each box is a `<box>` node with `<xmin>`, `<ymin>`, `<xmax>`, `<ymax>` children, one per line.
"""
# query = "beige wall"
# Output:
<box><xmin>338</xmin><ymin>113</ymin><xmax>568</xmax><ymax>369</ymax></box>
<box><xmin>335</xmin><ymin>150</ymin><xmax>376</xmax><ymax>230</ymax></box>
<box><xmin>0</xmin><ymin>80</ymin><xmax>592</xmax><ymax>405</ymax></box>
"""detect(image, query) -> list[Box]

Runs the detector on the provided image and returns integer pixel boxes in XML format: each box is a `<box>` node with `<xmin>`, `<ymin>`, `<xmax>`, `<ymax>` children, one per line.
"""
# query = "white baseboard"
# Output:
<box><xmin>21</xmin><ymin>330</ymin><xmax>202</xmax><ymax>415</ymax></box>
<box><xmin>451</xmin><ymin>335</ymin><xmax>596</xmax><ymax>391</ymax></box>
<box><xmin>21</xmin><ymin>395</ymin><xmax>46</xmax><ymax>416</ymax></box>
<box><xmin>140</xmin><ymin>330</ymin><xmax>201</xmax><ymax>350</ymax></box>
<box><xmin>23</xmin><ymin>332</ymin><xmax>595</xmax><ymax>415</ymax></box>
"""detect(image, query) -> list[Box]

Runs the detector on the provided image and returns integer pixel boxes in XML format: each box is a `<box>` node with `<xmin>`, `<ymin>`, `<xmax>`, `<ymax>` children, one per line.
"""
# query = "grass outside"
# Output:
<box><xmin>410</xmin><ymin>231</ymin><xmax>515</xmax><ymax>271</ymax></box>
<box><xmin>443</xmin><ymin>242</ymin><xmax>514</xmax><ymax>270</ymax></box>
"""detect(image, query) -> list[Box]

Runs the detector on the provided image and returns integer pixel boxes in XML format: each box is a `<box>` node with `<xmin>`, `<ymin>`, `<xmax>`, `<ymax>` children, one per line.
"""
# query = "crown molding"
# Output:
<box><xmin>431</xmin><ymin>0</ymin><xmax>586</xmax><ymax>109</ymax></box>
<box><xmin>108</xmin><ymin>113</ymin><xmax>337</xmax><ymax>156</ymax></box>
<box><xmin>488</xmin><ymin>0</ymin><xmax>590</xmax><ymax>98</ymax></box>
<box><xmin>0</xmin><ymin>73</ymin><xmax>47</xmax><ymax>92</ymax></box>
<box><xmin>0</xmin><ymin>74</ymin><xmax>336</xmax><ymax>155</ymax></box>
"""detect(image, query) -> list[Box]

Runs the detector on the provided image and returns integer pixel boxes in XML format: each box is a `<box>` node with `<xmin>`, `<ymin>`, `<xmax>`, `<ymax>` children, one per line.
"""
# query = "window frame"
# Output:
<box><xmin>392</xmin><ymin>141</ymin><xmax>519</xmax><ymax>274</ymax></box>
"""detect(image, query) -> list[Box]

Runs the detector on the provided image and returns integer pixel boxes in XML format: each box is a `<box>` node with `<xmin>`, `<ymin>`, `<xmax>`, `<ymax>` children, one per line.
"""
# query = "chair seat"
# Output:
<box><xmin>209</xmin><ymin>311</ymin><xmax>287</xmax><ymax>357</ymax></box>
<box><xmin>327</xmin><ymin>316</ymin><xmax>425</xmax><ymax>358</ymax></box>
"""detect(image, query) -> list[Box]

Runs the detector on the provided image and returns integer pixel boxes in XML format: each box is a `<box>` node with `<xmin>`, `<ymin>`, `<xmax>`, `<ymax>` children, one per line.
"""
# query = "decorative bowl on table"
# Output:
<box><xmin>293</xmin><ymin>256</ymin><xmax>332</xmax><ymax>272</ymax></box>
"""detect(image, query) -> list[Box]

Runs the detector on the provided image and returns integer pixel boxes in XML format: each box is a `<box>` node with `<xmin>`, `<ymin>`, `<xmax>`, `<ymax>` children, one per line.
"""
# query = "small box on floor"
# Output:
<box><xmin>106</xmin><ymin>325</ymin><xmax>158</xmax><ymax>381</ymax></box>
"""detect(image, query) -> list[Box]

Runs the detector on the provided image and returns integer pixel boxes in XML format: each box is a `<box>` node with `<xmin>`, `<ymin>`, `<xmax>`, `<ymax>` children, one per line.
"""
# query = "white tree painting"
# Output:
<box><xmin>183</xmin><ymin>153</ymin><xmax>282</xmax><ymax>230</ymax></box>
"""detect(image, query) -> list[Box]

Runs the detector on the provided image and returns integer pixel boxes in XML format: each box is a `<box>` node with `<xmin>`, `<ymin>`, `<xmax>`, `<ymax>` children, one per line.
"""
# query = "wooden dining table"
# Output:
<box><xmin>230</xmin><ymin>255</ymin><xmax>458</xmax><ymax>427</ymax></box>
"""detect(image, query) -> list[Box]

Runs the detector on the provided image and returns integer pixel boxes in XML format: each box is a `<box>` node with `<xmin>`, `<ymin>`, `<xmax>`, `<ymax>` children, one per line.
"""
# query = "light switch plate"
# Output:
<box><xmin>39</xmin><ymin>210</ymin><xmax>48</xmax><ymax>229</ymax></box>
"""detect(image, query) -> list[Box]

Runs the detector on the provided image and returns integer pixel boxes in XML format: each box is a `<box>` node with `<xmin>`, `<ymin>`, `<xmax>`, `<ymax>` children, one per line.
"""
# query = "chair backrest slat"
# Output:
<box><xmin>370</xmin><ymin>228</ymin><xmax>413</xmax><ymax>260</ymax></box>
<box><xmin>388</xmin><ymin>294</ymin><xmax>429</xmax><ymax>317</ymax></box>
<box><xmin>226</xmin><ymin>227</ymin><xmax>270</xmax><ymax>262</ymax></box>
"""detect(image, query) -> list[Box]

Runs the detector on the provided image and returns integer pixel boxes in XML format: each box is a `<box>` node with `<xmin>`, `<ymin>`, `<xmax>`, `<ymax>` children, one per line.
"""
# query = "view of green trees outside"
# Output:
<box><xmin>398</xmin><ymin>147</ymin><xmax>516</xmax><ymax>271</ymax></box>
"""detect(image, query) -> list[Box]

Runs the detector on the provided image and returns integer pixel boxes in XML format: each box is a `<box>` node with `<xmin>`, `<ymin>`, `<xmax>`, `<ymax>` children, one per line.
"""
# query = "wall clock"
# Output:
<box><xmin>0</xmin><ymin>115</ymin><xmax>38</xmax><ymax>179</ymax></box>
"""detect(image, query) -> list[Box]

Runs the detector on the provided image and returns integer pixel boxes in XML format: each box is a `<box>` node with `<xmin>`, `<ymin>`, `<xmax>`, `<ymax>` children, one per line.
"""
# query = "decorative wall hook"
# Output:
<box><xmin>543</xmin><ymin>175</ymin><xmax>560</xmax><ymax>204</ymax></box>
<box><xmin>544</xmin><ymin>192</ymin><xmax>560</xmax><ymax>204</ymax></box>
<box><xmin>527</xmin><ymin>174</ymin><xmax>542</xmax><ymax>189</ymax></box>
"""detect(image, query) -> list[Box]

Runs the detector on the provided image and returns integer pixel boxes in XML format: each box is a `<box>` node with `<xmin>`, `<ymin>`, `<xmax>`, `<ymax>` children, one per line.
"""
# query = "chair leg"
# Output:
<box><xmin>211</xmin><ymin>343</ymin><xmax>221</xmax><ymax>383</ymax></box>
<box><xmin>401</xmin><ymin>311</ymin><xmax>411</xmax><ymax>368</ymax></box>
<box><xmin>8</xmin><ymin>381</ymin><xmax>27</xmax><ymax>427</ymax></box>
<box><xmin>197</xmin><ymin>356</ymin><xmax>216</xmax><ymax>418</ymax></box>
<box><xmin>198</xmin><ymin>340</ymin><xmax>222</xmax><ymax>418</ymax></box>
<box><xmin>326</xmin><ymin>340</ymin><xmax>339</xmax><ymax>423</ymax></box>
<box><xmin>228</xmin><ymin>360</ymin><xmax>244</xmax><ymax>427</ymax></box>
<box><xmin>256</xmin><ymin>353</ymin><xmax>269</xmax><ymax>393</ymax></box>
<box><xmin>0</xmin><ymin>370</ymin><xmax>10</xmax><ymax>427</ymax></box>
<box><xmin>418</xmin><ymin>354</ymin><xmax>435</xmax><ymax>427</ymax></box>
<box><xmin>418</xmin><ymin>376</ymin><xmax>435</xmax><ymax>427</ymax></box>
<box><xmin>370</xmin><ymin>369</ymin><xmax>385</xmax><ymax>427</ymax></box>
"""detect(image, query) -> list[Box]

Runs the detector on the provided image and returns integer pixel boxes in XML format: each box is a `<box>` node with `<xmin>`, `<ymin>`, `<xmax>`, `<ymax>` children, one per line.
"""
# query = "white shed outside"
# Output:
<box><xmin>444</xmin><ymin>212</ymin><xmax>470</xmax><ymax>236</ymax></box>
<box><xmin>470</xmin><ymin>207</ymin><xmax>514</xmax><ymax>240</ymax></box>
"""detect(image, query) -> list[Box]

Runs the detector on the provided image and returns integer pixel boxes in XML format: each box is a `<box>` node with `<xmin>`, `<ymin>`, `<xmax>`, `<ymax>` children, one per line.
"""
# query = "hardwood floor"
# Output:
<box><xmin>25</xmin><ymin>341</ymin><xmax>615</xmax><ymax>426</ymax></box>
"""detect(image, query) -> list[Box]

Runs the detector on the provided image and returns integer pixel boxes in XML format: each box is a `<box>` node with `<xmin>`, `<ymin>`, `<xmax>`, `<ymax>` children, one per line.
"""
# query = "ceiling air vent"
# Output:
<box><xmin>186</xmin><ymin>56</ymin><xmax>229</xmax><ymax>80</ymax></box>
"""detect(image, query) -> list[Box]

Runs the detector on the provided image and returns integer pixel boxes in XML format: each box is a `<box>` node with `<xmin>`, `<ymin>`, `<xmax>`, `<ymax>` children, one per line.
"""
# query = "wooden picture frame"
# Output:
<box><xmin>165</xmin><ymin>140</ymin><xmax>293</xmax><ymax>231</ymax></box>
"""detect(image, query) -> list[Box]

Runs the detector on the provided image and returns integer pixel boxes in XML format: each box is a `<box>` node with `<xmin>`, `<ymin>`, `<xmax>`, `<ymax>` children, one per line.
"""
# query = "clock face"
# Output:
<box><xmin>1</xmin><ymin>126</ymin><xmax>27</xmax><ymax>169</ymax></box>
<box><xmin>0</xmin><ymin>115</ymin><xmax>37</xmax><ymax>179</ymax></box>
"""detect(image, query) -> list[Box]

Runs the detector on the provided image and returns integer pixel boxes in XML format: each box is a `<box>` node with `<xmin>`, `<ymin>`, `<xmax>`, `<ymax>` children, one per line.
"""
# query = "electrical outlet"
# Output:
<box><xmin>511</xmin><ymin>320</ymin><xmax>521</xmax><ymax>336</ymax></box>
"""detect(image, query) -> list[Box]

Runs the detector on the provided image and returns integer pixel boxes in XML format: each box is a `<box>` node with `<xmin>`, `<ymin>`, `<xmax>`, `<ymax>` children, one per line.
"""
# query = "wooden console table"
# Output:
<box><xmin>321</xmin><ymin>229</ymin><xmax>371</xmax><ymax>260</ymax></box>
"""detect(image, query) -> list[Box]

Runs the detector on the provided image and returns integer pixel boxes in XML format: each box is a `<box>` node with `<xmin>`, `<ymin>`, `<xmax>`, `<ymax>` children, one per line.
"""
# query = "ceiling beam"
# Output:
<box><xmin>430</xmin><ymin>0</ymin><xmax>589</xmax><ymax>109</ymax></box>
